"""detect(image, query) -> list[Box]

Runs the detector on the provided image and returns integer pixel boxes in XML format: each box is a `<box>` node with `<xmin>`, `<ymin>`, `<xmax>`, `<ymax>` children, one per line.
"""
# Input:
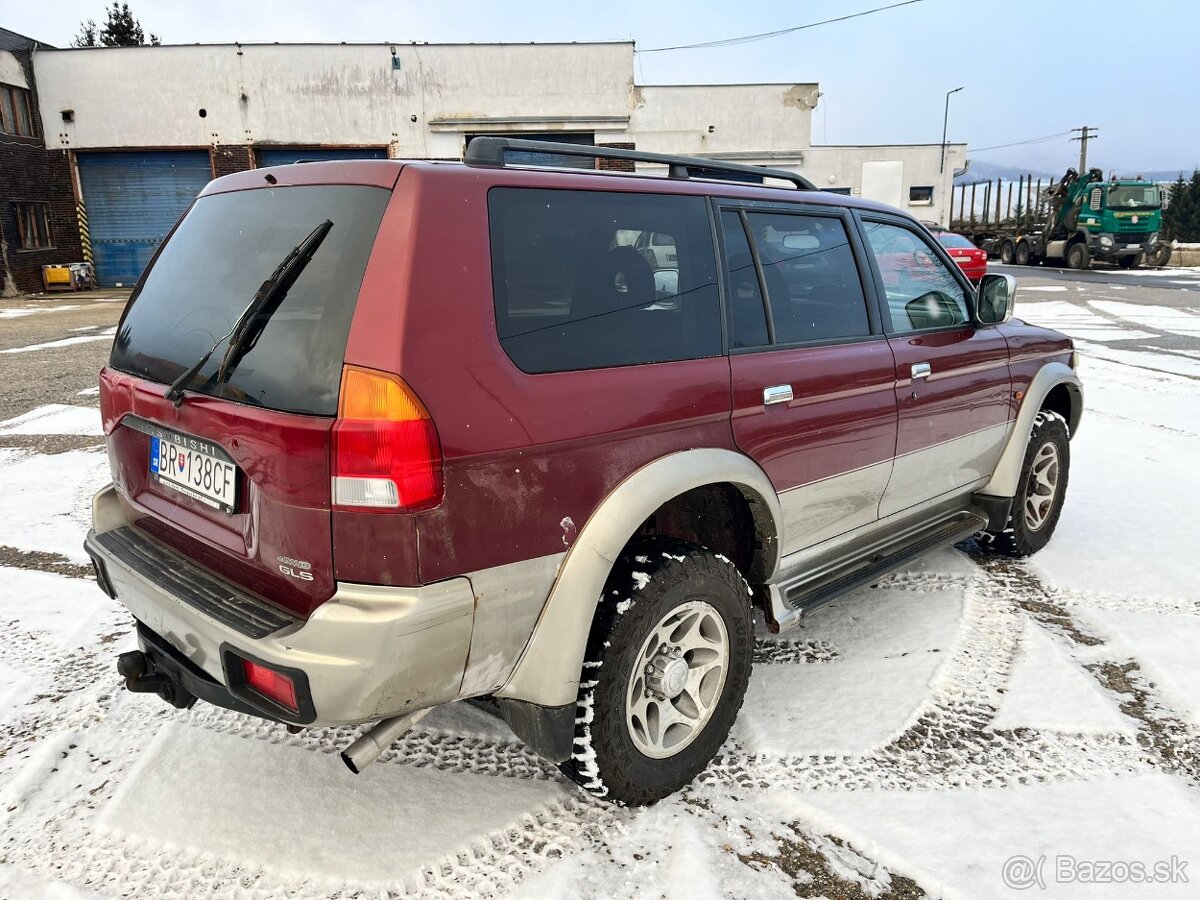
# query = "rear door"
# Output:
<box><xmin>721</xmin><ymin>202</ymin><xmax>898</xmax><ymax>557</ymax></box>
<box><xmin>101</xmin><ymin>176</ymin><xmax>394</xmax><ymax>618</ymax></box>
<box><xmin>858</xmin><ymin>215</ymin><xmax>1011</xmax><ymax>518</ymax></box>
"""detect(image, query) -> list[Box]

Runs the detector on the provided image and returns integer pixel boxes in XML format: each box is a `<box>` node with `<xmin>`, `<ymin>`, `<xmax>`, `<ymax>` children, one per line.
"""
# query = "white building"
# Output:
<box><xmin>30</xmin><ymin>40</ymin><xmax>965</xmax><ymax>285</ymax></box>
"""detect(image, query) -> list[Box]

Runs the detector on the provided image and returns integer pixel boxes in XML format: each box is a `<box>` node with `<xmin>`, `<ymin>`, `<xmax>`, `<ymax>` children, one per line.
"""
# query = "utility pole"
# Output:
<box><xmin>1070</xmin><ymin>126</ymin><xmax>1099</xmax><ymax>171</ymax></box>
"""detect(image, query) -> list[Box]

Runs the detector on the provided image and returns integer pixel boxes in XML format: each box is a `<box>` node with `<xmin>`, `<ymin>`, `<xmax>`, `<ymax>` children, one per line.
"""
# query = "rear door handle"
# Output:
<box><xmin>763</xmin><ymin>384</ymin><xmax>793</xmax><ymax>405</ymax></box>
<box><xmin>911</xmin><ymin>362</ymin><xmax>932</xmax><ymax>380</ymax></box>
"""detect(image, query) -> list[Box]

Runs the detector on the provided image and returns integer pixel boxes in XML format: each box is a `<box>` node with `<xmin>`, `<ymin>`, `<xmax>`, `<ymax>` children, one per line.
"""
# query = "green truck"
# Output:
<box><xmin>953</xmin><ymin>167</ymin><xmax>1169</xmax><ymax>269</ymax></box>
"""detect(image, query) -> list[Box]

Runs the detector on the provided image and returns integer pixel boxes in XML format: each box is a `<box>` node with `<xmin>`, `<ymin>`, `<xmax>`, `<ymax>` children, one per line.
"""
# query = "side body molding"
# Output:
<box><xmin>496</xmin><ymin>448</ymin><xmax>782</xmax><ymax>708</ymax></box>
<box><xmin>979</xmin><ymin>361</ymin><xmax>1083</xmax><ymax>498</ymax></box>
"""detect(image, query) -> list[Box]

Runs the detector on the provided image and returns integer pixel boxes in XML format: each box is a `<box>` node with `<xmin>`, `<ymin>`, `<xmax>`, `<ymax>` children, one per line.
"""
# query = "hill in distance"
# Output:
<box><xmin>956</xmin><ymin>160</ymin><xmax>1055</xmax><ymax>184</ymax></box>
<box><xmin>958</xmin><ymin>160</ymin><xmax>1198</xmax><ymax>185</ymax></box>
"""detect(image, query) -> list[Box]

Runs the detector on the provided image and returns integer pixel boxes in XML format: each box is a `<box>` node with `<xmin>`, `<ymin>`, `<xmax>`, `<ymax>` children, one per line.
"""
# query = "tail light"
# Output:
<box><xmin>241</xmin><ymin>659</ymin><xmax>298</xmax><ymax>712</ymax></box>
<box><xmin>332</xmin><ymin>365</ymin><xmax>443</xmax><ymax>511</ymax></box>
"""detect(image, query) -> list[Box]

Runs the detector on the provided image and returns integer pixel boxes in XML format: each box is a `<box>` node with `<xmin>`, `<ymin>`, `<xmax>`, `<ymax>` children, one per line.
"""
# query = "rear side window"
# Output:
<box><xmin>111</xmin><ymin>185</ymin><xmax>390</xmax><ymax>416</ymax></box>
<box><xmin>744</xmin><ymin>212</ymin><xmax>871</xmax><ymax>344</ymax></box>
<box><xmin>720</xmin><ymin>211</ymin><xmax>769</xmax><ymax>349</ymax></box>
<box><xmin>488</xmin><ymin>188</ymin><xmax>721</xmax><ymax>373</ymax></box>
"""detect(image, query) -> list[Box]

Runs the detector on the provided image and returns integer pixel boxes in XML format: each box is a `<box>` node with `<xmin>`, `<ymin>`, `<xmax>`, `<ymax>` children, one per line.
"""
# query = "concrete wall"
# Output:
<box><xmin>33</xmin><ymin>42</ymin><xmax>635</xmax><ymax>159</ymax></box>
<box><xmin>628</xmin><ymin>84</ymin><xmax>816</xmax><ymax>156</ymax></box>
<box><xmin>803</xmin><ymin>144</ymin><xmax>967</xmax><ymax>226</ymax></box>
<box><xmin>28</xmin><ymin>40</ymin><xmax>964</xmax><ymax>227</ymax></box>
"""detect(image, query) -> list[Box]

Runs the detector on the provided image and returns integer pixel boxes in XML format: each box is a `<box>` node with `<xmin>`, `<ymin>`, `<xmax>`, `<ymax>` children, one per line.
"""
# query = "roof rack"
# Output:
<box><xmin>463</xmin><ymin>137</ymin><xmax>817</xmax><ymax>191</ymax></box>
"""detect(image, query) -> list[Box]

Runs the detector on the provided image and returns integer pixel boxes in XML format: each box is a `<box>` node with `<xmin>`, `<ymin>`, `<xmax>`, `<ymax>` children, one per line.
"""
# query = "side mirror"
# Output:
<box><xmin>977</xmin><ymin>272</ymin><xmax>1016</xmax><ymax>325</ymax></box>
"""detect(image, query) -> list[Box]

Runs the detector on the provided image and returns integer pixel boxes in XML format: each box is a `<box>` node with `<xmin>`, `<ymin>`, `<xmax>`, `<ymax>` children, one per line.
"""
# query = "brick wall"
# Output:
<box><xmin>0</xmin><ymin>37</ymin><xmax>84</xmax><ymax>295</ymax></box>
<box><xmin>211</xmin><ymin>144</ymin><xmax>254</xmax><ymax>179</ymax></box>
<box><xmin>597</xmin><ymin>142</ymin><xmax>636</xmax><ymax>173</ymax></box>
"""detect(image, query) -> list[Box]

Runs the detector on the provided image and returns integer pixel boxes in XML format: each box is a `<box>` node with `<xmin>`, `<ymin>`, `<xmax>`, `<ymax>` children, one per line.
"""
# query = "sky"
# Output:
<box><xmin>6</xmin><ymin>0</ymin><xmax>1198</xmax><ymax>176</ymax></box>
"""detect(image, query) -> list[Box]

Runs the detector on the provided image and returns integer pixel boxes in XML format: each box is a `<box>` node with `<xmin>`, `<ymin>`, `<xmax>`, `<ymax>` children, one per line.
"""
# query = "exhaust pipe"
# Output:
<box><xmin>341</xmin><ymin>708</ymin><xmax>431</xmax><ymax>774</ymax></box>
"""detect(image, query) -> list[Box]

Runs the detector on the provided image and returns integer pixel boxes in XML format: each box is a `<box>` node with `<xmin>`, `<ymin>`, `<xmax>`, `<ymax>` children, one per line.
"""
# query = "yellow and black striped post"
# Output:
<box><xmin>76</xmin><ymin>198</ymin><xmax>92</xmax><ymax>266</ymax></box>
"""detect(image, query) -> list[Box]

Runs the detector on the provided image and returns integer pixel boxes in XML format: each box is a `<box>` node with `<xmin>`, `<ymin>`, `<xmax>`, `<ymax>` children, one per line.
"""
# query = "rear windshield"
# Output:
<box><xmin>110</xmin><ymin>184</ymin><xmax>389</xmax><ymax>416</ymax></box>
<box><xmin>936</xmin><ymin>233</ymin><xmax>976</xmax><ymax>249</ymax></box>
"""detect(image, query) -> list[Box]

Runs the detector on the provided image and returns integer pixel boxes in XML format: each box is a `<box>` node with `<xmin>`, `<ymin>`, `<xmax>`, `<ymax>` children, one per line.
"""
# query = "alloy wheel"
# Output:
<box><xmin>625</xmin><ymin>599</ymin><xmax>729</xmax><ymax>759</ymax></box>
<box><xmin>1024</xmin><ymin>441</ymin><xmax>1061</xmax><ymax>531</ymax></box>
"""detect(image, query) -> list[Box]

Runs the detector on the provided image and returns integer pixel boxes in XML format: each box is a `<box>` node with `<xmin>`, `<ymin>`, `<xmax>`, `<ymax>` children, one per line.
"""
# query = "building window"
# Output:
<box><xmin>0</xmin><ymin>84</ymin><xmax>36</xmax><ymax>137</ymax></box>
<box><xmin>14</xmin><ymin>202</ymin><xmax>53</xmax><ymax>249</ymax></box>
<box><xmin>908</xmin><ymin>185</ymin><xmax>934</xmax><ymax>206</ymax></box>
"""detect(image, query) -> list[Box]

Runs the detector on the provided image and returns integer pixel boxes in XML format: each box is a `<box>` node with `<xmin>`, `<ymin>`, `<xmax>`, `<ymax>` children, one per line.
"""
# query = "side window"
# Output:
<box><xmin>745</xmin><ymin>212</ymin><xmax>871</xmax><ymax>344</ymax></box>
<box><xmin>0</xmin><ymin>84</ymin><xmax>36</xmax><ymax>137</ymax></box>
<box><xmin>488</xmin><ymin>188</ymin><xmax>721</xmax><ymax>373</ymax></box>
<box><xmin>862</xmin><ymin>220</ymin><xmax>969</xmax><ymax>333</ymax></box>
<box><xmin>720</xmin><ymin>211</ymin><xmax>768</xmax><ymax>349</ymax></box>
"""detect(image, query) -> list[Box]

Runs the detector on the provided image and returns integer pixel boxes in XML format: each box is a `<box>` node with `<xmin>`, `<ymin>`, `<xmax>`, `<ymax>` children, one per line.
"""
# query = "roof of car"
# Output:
<box><xmin>205</xmin><ymin>157</ymin><xmax>906</xmax><ymax>219</ymax></box>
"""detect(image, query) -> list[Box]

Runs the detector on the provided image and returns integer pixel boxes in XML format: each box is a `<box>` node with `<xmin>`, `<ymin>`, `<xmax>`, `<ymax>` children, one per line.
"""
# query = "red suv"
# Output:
<box><xmin>86</xmin><ymin>139</ymin><xmax>1083</xmax><ymax>805</ymax></box>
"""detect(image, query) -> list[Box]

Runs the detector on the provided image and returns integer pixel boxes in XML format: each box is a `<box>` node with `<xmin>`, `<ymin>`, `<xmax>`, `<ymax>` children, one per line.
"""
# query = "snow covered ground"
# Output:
<box><xmin>1</xmin><ymin>277</ymin><xmax>1199</xmax><ymax>898</ymax></box>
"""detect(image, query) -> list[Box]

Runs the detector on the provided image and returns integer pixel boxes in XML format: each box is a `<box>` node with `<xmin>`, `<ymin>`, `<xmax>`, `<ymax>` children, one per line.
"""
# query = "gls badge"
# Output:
<box><xmin>277</xmin><ymin>555</ymin><xmax>314</xmax><ymax>582</ymax></box>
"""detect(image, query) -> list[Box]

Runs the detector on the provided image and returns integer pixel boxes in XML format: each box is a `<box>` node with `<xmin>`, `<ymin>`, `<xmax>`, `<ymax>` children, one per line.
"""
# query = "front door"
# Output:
<box><xmin>858</xmin><ymin>216</ymin><xmax>1012</xmax><ymax>518</ymax></box>
<box><xmin>721</xmin><ymin>204</ymin><xmax>898</xmax><ymax>557</ymax></box>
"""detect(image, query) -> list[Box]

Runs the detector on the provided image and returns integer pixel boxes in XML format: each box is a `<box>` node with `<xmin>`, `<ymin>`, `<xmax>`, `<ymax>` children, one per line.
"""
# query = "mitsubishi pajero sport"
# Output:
<box><xmin>86</xmin><ymin>139</ymin><xmax>1083</xmax><ymax>805</ymax></box>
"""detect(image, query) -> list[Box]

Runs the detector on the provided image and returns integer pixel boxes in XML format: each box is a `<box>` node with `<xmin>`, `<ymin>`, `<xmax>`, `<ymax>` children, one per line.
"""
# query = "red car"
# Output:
<box><xmin>86</xmin><ymin>139</ymin><xmax>1082</xmax><ymax>805</ymax></box>
<box><xmin>937</xmin><ymin>231</ymin><xmax>988</xmax><ymax>282</ymax></box>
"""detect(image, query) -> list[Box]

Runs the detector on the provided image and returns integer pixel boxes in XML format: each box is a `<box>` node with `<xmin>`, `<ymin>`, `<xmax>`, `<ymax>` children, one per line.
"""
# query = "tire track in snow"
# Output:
<box><xmin>701</xmin><ymin>563</ymin><xmax>1149</xmax><ymax>795</ymax></box>
<box><xmin>2</xmin><ymin>549</ymin><xmax>1195</xmax><ymax>897</ymax></box>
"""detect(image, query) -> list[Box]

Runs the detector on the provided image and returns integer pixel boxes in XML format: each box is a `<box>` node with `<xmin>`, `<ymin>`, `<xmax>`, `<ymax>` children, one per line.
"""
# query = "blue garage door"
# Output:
<box><xmin>255</xmin><ymin>147</ymin><xmax>387</xmax><ymax>167</ymax></box>
<box><xmin>77</xmin><ymin>151</ymin><xmax>212</xmax><ymax>287</ymax></box>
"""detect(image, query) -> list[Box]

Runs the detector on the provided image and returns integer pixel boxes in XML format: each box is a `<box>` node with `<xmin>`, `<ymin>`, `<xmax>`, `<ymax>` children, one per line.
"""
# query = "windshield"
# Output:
<box><xmin>111</xmin><ymin>185</ymin><xmax>389</xmax><ymax>416</ymax></box>
<box><xmin>1107</xmin><ymin>185</ymin><xmax>1160</xmax><ymax>208</ymax></box>
<box><xmin>937</xmin><ymin>233</ymin><xmax>976</xmax><ymax>249</ymax></box>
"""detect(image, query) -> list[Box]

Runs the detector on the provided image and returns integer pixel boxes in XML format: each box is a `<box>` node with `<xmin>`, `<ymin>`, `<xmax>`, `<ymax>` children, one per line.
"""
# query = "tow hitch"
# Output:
<box><xmin>117</xmin><ymin>650</ymin><xmax>197</xmax><ymax>710</ymax></box>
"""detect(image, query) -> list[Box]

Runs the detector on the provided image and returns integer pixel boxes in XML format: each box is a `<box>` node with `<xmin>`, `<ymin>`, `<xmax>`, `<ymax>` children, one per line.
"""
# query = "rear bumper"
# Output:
<box><xmin>86</xmin><ymin>484</ymin><xmax>474</xmax><ymax>726</ymax></box>
<box><xmin>951</xmin><ymin>259</ymin><xmax>986</xmax><ymax>282</ymax></box>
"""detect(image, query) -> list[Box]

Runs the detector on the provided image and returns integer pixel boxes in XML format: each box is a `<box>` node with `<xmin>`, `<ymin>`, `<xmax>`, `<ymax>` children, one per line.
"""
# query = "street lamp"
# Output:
<box><xmin>940</xmin><ymin>86</ymin><xmax>964</xmax><ymax>174</ymax></box>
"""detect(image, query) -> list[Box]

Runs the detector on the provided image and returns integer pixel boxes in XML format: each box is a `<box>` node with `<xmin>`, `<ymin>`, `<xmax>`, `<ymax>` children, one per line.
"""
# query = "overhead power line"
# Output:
<box><xmin>640</xmin><ymin>0</ymin><xmax>925</xmax><ymax>52</ymax></box>
<box><xmin>969</xmin><ymin>131</ymin><xmax>1074</xmax><ymax>154</ymax></box>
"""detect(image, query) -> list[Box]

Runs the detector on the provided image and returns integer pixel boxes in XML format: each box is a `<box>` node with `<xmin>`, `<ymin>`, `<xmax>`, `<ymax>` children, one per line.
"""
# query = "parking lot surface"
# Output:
<box><xmin>1</xmin><ymin>268</ymin><xmax>1199</xmax><ymax>898</ymax></box>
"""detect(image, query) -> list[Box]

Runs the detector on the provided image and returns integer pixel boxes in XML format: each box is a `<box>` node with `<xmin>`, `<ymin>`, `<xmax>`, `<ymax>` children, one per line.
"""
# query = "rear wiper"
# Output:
<box><xmin>165</xmin><ymin>219</ymin><xmax>333</xmax><ymax>407</ymax></box>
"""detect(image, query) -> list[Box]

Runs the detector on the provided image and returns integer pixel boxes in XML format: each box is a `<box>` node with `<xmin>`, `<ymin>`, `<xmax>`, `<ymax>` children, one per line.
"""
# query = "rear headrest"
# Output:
<box><xmin>572</xmin><ymin>246</ymin><xmax>656</xmax><ymax>323</ymax></box>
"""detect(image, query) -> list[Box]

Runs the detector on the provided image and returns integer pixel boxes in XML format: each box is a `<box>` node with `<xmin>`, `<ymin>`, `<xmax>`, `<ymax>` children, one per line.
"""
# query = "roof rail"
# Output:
<box><xmin>463</xmin><ymin>137</ymin><xmax>817</xmax><ymax>191</ymax></box>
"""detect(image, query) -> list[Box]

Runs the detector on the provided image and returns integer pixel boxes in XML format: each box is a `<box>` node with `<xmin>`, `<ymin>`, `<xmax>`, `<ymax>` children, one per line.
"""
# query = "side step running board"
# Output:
<box><xmin>767</xmin><ymin>509</ymin><xmax>987</xmax><ymax>633</ymax></box>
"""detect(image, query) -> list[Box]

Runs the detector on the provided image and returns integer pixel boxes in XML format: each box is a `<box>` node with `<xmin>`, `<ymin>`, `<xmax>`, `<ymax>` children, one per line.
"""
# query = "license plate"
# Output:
<box><xmin>149</xmin><ymin>429</ymin><xmax>238</xmax><ymax>514</ymax></box>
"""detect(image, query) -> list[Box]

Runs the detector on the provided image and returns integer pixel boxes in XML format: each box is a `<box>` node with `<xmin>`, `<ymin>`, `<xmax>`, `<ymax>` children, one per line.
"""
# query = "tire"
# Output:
<box><xmin>981</xmin><ymin>410</ymin><xmax>1070</xmax><ymax>557</ymax></box>
<box><xmin>1014</xmin><ymin>242</ymin><xmax>1031</xmax><ymax>266</ymax></box>
<box><xmin>1066</xmin><ymin>241</ymin><xmax>1090</xmax><ymax>270</ymax></box>
<box><xmin>1148</xmin><ymin>243</ymin><xmax>1172</xmax><ymax>268</ymax></box>
<box><xmin>559</xmin><ymin>537</ymin><xmax>754</xmax><ymax>806</ymax></box>
<box><xmin>999</xmin><ymin>242</ymin><xmax>1015</xmax><ymax>265</ymax></box>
